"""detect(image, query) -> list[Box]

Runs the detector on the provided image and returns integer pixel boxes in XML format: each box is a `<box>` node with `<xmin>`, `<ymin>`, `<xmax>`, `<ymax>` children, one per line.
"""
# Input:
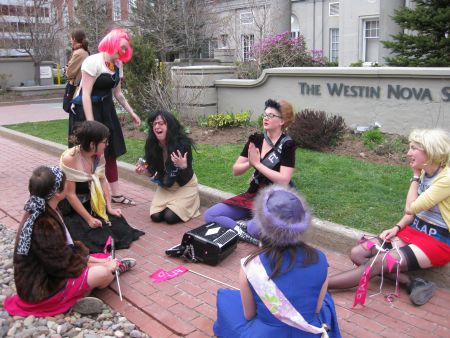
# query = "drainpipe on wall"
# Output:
<box><xmin>313</xmin><ymin>0</ymin><xmax>316</xmax><ymax>50</ymax></box>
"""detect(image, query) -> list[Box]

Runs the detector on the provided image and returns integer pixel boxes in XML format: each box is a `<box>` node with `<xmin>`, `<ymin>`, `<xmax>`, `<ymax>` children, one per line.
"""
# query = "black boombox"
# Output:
<box><xmin>166</xmin><ymin>222</ymin><xmax>238</xmax><ymax>266</ymax></box>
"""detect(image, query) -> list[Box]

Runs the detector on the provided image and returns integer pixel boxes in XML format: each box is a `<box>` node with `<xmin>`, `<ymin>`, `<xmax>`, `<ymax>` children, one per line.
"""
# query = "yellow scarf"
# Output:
<box><xmin>60</xmin><ymin>148</ymin><xmax>109</xmax><ymax>222</ymax></box>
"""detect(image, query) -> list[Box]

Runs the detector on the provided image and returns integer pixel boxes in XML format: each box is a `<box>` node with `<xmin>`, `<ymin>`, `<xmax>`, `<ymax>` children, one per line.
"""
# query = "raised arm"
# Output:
<box><xmin>232</xmin><ymin>156</ymin><xmax>251</xmax><ymax>176</ymax></box>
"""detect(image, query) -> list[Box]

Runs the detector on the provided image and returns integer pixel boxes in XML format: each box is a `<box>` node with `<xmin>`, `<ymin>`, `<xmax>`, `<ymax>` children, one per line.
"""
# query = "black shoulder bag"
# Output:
<box><xmin>62</xmin><ymin>82</ymin><xmax>77</xmax><ymax>113</ymax></box>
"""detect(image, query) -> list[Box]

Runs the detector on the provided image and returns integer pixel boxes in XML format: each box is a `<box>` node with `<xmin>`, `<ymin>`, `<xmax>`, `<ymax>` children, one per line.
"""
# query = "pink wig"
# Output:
<box><xmin>98</xmin><ymin>28</ymin><xmax>133</xmax><ymax>63</ymax></box>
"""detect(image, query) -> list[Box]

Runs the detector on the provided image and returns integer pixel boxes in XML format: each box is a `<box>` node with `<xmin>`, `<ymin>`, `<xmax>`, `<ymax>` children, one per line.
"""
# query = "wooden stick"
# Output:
<box><xmin>189</xmin><ymin>269</ymin><xmax>239</xmax><ymax>290</ymax></box>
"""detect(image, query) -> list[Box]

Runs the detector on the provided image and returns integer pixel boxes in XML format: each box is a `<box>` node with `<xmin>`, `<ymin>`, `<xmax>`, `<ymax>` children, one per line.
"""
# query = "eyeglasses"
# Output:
<box><xmin>263</xmin><ymin>112</ymin><xmax>281</xmax><ymax>119</ymax></box>
<box><xmin>152</xmin><ymin>120</ymin><xmax>166</xmax><ymax>127</ymax></box>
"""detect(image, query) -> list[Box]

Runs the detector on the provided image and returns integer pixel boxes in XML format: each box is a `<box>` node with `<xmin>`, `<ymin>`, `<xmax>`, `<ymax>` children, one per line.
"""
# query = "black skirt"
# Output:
<box><xmin>59</xmin><ymin>198</ymin><xmax>145</xmax><ymax>253</ymax></box>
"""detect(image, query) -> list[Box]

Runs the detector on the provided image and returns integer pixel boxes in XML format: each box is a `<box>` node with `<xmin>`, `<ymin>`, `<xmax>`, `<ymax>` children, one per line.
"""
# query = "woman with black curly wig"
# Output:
<box><xmin>204</xmin><ymin>99</ymin><xmax>296</xmax><ymax>244</ymax></box>
<box><xmin>135</xmin><ymin>111</ymin><xmax>200</xmax><ymax>224</ymax></box>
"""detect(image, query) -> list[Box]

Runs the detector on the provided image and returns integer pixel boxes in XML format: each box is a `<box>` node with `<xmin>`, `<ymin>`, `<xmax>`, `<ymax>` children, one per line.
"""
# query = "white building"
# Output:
<box><xmin>211</xmin><ymin>0</ymin><xmax>411</xmax><ymax>66</ymax></box>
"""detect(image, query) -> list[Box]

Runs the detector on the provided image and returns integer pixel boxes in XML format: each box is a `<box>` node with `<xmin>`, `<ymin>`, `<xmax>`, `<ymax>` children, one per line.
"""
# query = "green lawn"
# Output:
<box><xmin>7</xmin><ymin>119</ymin><xmax>410</xmax><ymax>234</ymax></box>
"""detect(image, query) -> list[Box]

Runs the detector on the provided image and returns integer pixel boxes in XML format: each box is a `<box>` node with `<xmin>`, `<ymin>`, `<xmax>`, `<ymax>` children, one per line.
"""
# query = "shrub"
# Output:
<box><xmin>374</xmin><ymin>136</ymin><xmax>408</xmax><ymax>156</ymax></box>
<box><xmin>237</xmin><ymin>31</ymin><xmax>327</xmax><ymax>79</ymax></box>
<box><xmin>123</xmin><ymin>33</ymin><xmax>157</xmax><ymax>119</ymax></box>
<box><xmin>207</xmin><ymin>111</ymin><xmax>251</xmax><ymax>128</ymax></box>
<box><xmin>362</xmin><ymin>129</ymin><xmax>385</xmax><ymax>150</ymax></box>
<box><xmin>290</xmin><ymin>109</ymin><xmax>346</xmax><ymax>151</ymax></box>
<box><xmin>197</xmin><ymin>115</ymin><xmax>208</xmax><ymax>128</ymax></box>
<box><xmin>350</xmin><ymin>60</ymin><xmax>363</xmax><ymax>67</ymax></box>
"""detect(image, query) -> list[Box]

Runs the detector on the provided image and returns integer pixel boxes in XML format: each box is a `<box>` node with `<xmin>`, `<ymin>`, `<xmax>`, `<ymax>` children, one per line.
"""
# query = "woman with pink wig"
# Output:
<box><xmin>70</xmin><ymin>28</ymin><xmax>140</xmax><ymax>205</ymax></box>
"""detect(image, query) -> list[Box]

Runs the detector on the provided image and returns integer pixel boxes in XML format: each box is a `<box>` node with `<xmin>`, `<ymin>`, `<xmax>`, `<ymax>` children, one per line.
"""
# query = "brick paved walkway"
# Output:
<box><xmin>0</xmin><ymin>136</ymin><xmax>449</xmax><ymax>337</ymax></box>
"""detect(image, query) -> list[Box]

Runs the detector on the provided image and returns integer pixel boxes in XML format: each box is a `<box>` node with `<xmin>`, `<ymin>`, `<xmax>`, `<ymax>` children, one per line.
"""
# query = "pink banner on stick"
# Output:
<box><xmin>150</xmin><ymin>266</ymin><xmax>189</xmax><ymax>283</ymax></box>
<box><xmin>353</xmin><ymin>265</ymin><xmax>372</xmax><ymax>307</ymax></box>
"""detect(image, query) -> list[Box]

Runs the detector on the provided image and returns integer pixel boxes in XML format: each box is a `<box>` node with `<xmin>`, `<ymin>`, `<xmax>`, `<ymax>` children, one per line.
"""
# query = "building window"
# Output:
<box><xmin>113</xmin><ymin>0</ymin><xmax>121</xmax><ymax>21</ymax></box>
<box><xmin>363</xmin><ymin>19</ymin><xmax>379</xmax><ymax>63</ymax></box>
<box><xmin>201</xmin><ymin>38</ymin><xmax>218</xmax><ymax>59</ymax></box>
<box><xmin>291</xmin><ymin>14</ymin><xmax>300</xmax><ymax>39</ymax></box>
<box><xmin>329</xmin><ymin>28</ymin><xmax>339</xmax><ymax>63</ymax></box>
<box><xmin>128</xmin><ymin>0</ymin><xmax>137</xmax><ymax>14</ymax></box>
<box><xmin>240</xmin><ymin>12</ymin><xmax>254</xmax><ymax>25</ymax></box>
<box><xmin>329</xmin><ymin>2</ymin><xmax>339</xmax><ymax>16</ymax></box>
<box><xmin>241</xmin><ymin>34</ymin><xmax>254</xmax><ymax>61</ymax></box>
<box><xmin>220</xmin><ymin>34</ymin><xmax>228</xmax><ymax>48</ymax></box>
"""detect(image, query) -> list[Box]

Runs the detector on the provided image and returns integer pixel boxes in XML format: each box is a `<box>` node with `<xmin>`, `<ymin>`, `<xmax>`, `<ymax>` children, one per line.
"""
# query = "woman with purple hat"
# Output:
<box><xmin>214</xmin><ymin>185</ymin><xmax>341</xmax><ymax>337</ymax></box>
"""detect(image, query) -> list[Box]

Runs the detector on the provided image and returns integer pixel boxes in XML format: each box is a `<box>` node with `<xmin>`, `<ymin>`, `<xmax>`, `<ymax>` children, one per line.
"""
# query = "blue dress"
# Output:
<box><xmin>214</xmin><ymin>249</ymin><xmax>341</xmax><ymax>338</ymax></box>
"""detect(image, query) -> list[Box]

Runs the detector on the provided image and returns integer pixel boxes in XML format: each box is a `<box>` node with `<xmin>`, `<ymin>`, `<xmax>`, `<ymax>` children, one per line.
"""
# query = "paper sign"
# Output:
<box><xmin>150</xmin><ymin>266</ymin><xmax>188</xmax><ymax>283</ymax></box>
<box><xmin>40</xmin><ymin>66</ymin><xmax>52</xmax><ymax>79</ymax></box>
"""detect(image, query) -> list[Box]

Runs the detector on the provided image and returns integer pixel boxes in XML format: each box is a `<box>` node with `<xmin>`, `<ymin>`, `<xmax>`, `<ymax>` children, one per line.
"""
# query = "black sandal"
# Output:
<box><xmin>111</xmin><ymin>195</ymin><xmax>136</xmax><ymax>206</ymax></box>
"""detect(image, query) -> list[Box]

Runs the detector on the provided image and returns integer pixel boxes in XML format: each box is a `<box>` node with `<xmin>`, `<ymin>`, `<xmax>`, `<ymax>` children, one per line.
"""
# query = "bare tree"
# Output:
<box><xmin>74</xmin><ymin>0</ymin><xmax>109</xmax><ymax>53</ymax></box>
<box><xmin>140</xmin><ymin>64</ymin><xmax>204</xmax><ymax>118</ymax></box>
<box><xmin>0</xmin><ymin>0</ymin><xmax>65</xmax><ymax>85</ymax></box>
<box><xmin>131</xmin><ymin>1</ymin><xmax>178</xmax><ymax>61</ymax></box>
<box><xmin>131</xmin><ymin>0</ymin><xmax>215</xmax><ymax>62</ymax></box>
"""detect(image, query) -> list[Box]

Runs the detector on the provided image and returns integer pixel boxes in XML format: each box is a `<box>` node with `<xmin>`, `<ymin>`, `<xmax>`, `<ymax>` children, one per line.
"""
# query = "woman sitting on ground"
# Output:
<box><xmin>60</xmin><ymin>120</ymin><xmax>144</xmax><ymax>253</ymax></box>
<box><xmin>135</xmin><ymin>111</ymin><xmax>200</xmax><ymax>224</ymax></box>
<box><xmin>204</xmin><ymin>99</ymin><xmax>295</xmax><ymax>243</ymax></box>
<box><xmin>214</xmin><ymin>185</ymin><xmax>341</xmax><ymax>337</ymax></box>
<box><xmin>4</xmin><ymin>166</ymin><xmax>135</xmax><ymax>317</ymax></box>
<box><xmin>328</xmin><ymin>128</ymin><xmax>450</xmax><ymax>306</ymax></box>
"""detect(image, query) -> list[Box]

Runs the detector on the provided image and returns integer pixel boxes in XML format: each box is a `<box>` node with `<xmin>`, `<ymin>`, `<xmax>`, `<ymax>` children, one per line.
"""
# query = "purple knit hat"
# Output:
<box><xmin>253</xmin><ymin>185</ymin><xmax>311</xmax><ymax>246</ymax></box>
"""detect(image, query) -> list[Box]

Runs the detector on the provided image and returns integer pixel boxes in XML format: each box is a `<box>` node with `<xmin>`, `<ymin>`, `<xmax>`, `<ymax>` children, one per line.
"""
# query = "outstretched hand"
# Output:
<box><xmin>171</xmin><ymin>150</ymin><xmax>188</xmax><ymax>169</ymax></box>
<box><xmin>248</xmin><ymin>142</ymin><xmax>261</xmax><ymax>167</ymax></box>
<box><xmin>379</xmin><ymin>227</ymin><xmax>398</xmax><ymax>241</ymax></box>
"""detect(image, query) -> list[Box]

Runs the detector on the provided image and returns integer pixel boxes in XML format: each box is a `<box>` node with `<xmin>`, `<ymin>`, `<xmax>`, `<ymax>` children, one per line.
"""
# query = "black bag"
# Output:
<box><xmin>165</xmin><ymin>222</ymin><xmax>238</xmax><ymax>266</ymax></box>
<box><xmin>62</xmin><ymin>82</ymin><xmax>77</xmax><ymax>113</ymax></box>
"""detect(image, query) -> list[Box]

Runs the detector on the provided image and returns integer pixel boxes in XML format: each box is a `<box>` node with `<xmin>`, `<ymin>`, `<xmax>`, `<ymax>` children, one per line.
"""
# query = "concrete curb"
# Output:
<box><xmin>0</xmin><ymin>126</ymin><xmax>448</xmax><ymax>288</ymax></box>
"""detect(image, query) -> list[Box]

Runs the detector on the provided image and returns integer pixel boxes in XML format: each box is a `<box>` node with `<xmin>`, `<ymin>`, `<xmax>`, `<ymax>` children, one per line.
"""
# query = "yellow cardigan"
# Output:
<box><xmin>411</xmin><ymin>166</ymin><xmax>450</xmax><ymax>231</ymax></box>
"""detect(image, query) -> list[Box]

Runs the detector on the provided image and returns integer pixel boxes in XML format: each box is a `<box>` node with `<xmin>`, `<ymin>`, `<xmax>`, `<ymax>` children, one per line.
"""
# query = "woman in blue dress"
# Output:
<box><xmin>214</xmin><ymin>185</ymin><xmax>341</xmax><ymax>338</ymax></box>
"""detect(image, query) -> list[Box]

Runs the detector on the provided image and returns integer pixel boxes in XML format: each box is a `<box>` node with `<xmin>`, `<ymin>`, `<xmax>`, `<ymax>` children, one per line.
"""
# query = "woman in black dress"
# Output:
<box><xmin>60</xmin><ymin>120</ymin><xmax>144</xmax><ymax>253</ymax></box>
<box><xmin>70</xmin><ymin>28</ymin><xmax>140</xmax><ymax>205</ymax></box>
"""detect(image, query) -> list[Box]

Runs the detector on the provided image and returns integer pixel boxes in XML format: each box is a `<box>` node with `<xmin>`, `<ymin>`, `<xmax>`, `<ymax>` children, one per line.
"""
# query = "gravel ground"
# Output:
<box><xmin>0</xmin><ymin>224</ymin><xmax>150</xmax><ymax>338</ymax></box>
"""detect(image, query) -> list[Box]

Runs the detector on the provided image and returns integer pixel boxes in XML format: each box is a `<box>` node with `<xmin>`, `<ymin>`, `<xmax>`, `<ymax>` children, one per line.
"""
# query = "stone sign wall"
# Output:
<box><xmin>173</xmin><ymin>66</ymin><xmax>449</xmax><ymax>135</ymax></box>
<box><xmin>216</xmin><ymin>67</ymin><xmax>449</xmax><ymax>135</ymax></box>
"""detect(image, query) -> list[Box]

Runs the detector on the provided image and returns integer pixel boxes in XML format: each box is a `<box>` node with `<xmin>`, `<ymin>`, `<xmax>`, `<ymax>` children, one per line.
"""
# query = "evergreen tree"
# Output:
<box><xmin>382</xmin><ymin>0</ymin><xmax>450</xmax><ymax>66</ymax></box>
<box><xmin>123</xmin><ymin>34</ymin><xmax>157</xmax><ymax>118</ymax></box>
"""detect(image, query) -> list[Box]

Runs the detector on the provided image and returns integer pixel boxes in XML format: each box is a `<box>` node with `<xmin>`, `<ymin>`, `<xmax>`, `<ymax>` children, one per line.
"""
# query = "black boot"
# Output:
<box><xmin>233</xmin><ymin>225</ymin><xmax>260</xmax><ymax>246</ymax></box>
<box><xmin>236</xmin><ymin>220</ymin><xmax>248</xmax><ymax>232</ymax></box>
<box><xmin>407</xmin><ymin>277</ymin><xmax>436</xmax><ymax>306</ymax></box>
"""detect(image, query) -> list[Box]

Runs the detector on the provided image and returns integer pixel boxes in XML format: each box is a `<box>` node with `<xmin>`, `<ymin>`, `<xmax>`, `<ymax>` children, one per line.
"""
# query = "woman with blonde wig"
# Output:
<box><xmin>329</xmin><ymin>129</ymin><xmax>450</xmax><ymax>306</ymax></box>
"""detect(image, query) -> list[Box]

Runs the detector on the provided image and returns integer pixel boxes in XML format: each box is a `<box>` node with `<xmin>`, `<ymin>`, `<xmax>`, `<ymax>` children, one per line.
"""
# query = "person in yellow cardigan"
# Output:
<box><xmin>329</xmin><ymin>128</ymin><xmax>450</xmax><ymax>306</ymax></box>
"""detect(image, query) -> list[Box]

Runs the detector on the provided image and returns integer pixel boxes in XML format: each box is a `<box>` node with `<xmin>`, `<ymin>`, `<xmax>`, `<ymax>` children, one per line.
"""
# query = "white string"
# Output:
<box><xmin>189</xmin><ymin>270</ymin><xmax>239</xmax><ymax>290</ymax></box>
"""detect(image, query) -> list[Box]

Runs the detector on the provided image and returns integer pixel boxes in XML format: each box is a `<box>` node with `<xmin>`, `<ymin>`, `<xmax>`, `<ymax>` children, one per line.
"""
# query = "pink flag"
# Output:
<box><xmin>353</xmin><ymin>265</ymin><xmax>372</xmax><ymax>307</ymax></box>
<box><xmin>150</xmin><ymin>266</ymin><xmax>189</xmax><ymax>283</ymax></box>
<box><xmin>385</xmin><ymin>253</ymin><xmax>397</xmax><ymax>272</ymax></box>
<box><xmin>103</xmin><ymin>236</ymin><xmax>113</xmax><ymax>254</ymax></box>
